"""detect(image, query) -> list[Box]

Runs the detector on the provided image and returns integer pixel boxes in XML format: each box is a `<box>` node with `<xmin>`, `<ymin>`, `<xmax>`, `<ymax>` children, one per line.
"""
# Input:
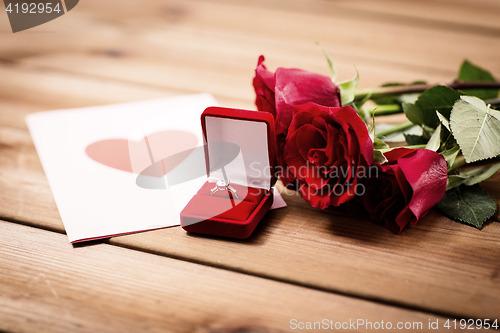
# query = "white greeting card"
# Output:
<box><xmin>26</xmin><ymin>94</ymin><xmax>286</xmax><ymax>243</ymax></box>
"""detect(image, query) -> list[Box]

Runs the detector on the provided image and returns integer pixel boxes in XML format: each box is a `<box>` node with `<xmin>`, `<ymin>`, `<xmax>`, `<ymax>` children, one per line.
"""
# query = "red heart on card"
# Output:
<box><xmin>85</xmin><ymin>130</ymin><xmax>198</xmax><ymax>175</ymax></box>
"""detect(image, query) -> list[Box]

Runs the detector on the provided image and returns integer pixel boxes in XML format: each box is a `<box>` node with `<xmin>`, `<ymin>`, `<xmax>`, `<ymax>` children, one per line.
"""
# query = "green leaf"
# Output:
<box><xmin>441</xmin><ymin>145</ymin><xmax>460</xmax><ymax>169</ymax></box>
<box><xmin>373</xmin><ymin>149</ymin><xmax>388</xmax><ymax>164</ymax></box>
<box><xmin>436</xmin><ymin>110</ymin><xmax>452</xmax><ymax>143</ymax></box>
<box><xmin>357</xmin><ymin>91</ymin><xmax>372</xmax><ymax>109</ymax></box>
<box><xmin>318</xmin><ymin>44</ymin><xmax>337</xmax><ymax>83</ymax></box>
<box><xmin>437</xmin><ymin>184</ymin><xmax>497</xmax><ymax>229</ymax></box>
<box><xmin>450</xmin><ymin>95</ymin><xmax>500</xmax><ymax>163</ymax></box>
<box><xmin>448</xmin><ymin>162</ymin><xmax>500</xmax><ymax>190</ymax></box>
<box><xmin>462</xmin><ymin>162</ymin><xmax>500</xmax><ymax>186</ymax></box>
<box><xmin>446</xmin><ymin>175</ymin><xmax>467</xmax><ymax>190</ymax></box>
<box><xmin>425</xmin><ymin>125</ymin><xmax>442</xmax><ymax>151</ymax></box>
<box><xmin>404</xmin><ymin>134</ymin><xmax>428</xmax><ymax>146</ymax></box>
<box><xmin>458</xmin><ymin>60</ymin><xmax>498</xmax><ymax>100</ymax></box>
<box><xmin>436</xmin><ymin>111</ymin><xmax>450</xmax><ymax>131</ymax></box>
<box><xmin>373</xmin><ymin>137</ymin><xmax>389</xmax><ymax>149</ymax></box>
<box><xmin>338</xmin><ymin>67</ymin><xmax>359</xmax><ymax>106</ymax></box>
<box><xmin>402</xmin><ymin>103</ymin><xmax>424</xmax><ymax>125</ymax></box>
<box><xmin>356</xmin><ymin>94</ymin><xmax>373</xmax><ymax>124</ymax></box>
<box><xmin>415</xmin><ymin>85</ymin><xmax>462</xmax><ymax>128</ymax></box>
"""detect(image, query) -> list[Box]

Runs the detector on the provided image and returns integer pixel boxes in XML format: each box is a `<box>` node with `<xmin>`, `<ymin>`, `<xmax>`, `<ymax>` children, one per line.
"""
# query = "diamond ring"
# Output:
<box><xmin>211</xmin><ymin>180</ymin><xmax>239</xmax><ymax>199</ymax></box>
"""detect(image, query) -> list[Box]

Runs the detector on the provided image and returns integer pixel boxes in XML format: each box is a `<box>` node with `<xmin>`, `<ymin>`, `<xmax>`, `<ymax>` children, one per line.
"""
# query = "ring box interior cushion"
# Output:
<box><xmin>180</xmin><ymin>107</ymin><xmax>276</xmax><ymax>239</ymax></box>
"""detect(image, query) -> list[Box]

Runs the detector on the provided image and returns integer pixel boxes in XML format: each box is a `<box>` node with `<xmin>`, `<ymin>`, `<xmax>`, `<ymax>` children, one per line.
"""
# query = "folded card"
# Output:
<box><xmin>26</xmin><ymin>94</ymin><xmax>286</xmax><ymax>243</ymax></box>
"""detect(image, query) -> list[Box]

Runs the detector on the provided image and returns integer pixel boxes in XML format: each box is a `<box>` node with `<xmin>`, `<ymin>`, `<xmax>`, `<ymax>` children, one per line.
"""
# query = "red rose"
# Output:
<box><xmin>252</xmin><ymin>56</ymin><xmax>341</xmax><ymax>136</ymax></box>
<box><xmin>252</xmin><ymin>56</ymin><xmax>279</xmax><ymax>132</ymax></box>
<box><xmin>283</xmin><ymin>103</ymin><xmax>373</xmax><ymax>208</ymax></box>
<box><xmin>360</xmin><ymin>148</ymin><xmax>448</xmax><ymax>233</ymax></box>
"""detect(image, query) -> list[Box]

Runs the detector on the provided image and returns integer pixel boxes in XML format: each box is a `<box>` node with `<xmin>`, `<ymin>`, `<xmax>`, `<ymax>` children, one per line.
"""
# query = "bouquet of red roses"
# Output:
<box><xmin>253</xmin><ymin>55</ymin><xmax>500</xmax><ymax>233</ymax></box>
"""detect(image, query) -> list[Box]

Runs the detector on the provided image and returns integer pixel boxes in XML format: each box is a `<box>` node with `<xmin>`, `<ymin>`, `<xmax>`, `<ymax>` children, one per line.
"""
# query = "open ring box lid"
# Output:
<box><xmin>180</xmin><ymin>107</ymin><xmax>277</xmax><ymax>239</ymax></box>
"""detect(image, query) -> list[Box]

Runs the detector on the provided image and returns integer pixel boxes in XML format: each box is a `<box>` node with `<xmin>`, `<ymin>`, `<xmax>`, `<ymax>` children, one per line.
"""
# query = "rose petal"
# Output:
<box><xmin>255</xmin><ymin>56</ymin><xmax>275</xmax><ymax>90</ymax></box>
<box><xmin>275</xmin><ymin>69</ymin><xmax>341</xmax><ymax>133</ymax></box>
<box><xmin>299</xmin><ymin>182</ymin><xmax>332</xmax><ymax>209</ymax></box>
<box><xmin>324</xmin><ymin>124</ymin><xmax>340</xmax><ymax>165</ymax></box>
<box><xmin>288</xmin><ymin>105</ymin><xmax>329</xmax><ymax>135</ymax></box>
<box><xmin>397</xmin><ymin>149</ymin><xmax>448</xmax><ymax>220</ymax></box>
<box><xmin>308</xmin><ymin>148</ymin><xmax>328</xmax><ymax>166</ymax></box>
<box><xmin>393</xmin><ymin>207</ymin><xmax>417</xmax><ymax>233</ymax></box>
<box><xmin>295</xmin><ymin>125</ymin><xmax>326</xmax><ymax>161</ymax></box>
<box><xmin>253</xmin><ymin>56</ymin><xmax>285</xmax><ymax>135</ymax></box>
<box><xmin>302</xmin><ymin>164</ymin><xmax>331</xmax><ymax>190</ymax></box>
<box><xmin>364</xmin><ymin>147</ymin><xmax>448</xmax><ymax>233</ymax></box>
<box><xmin>330</xmin><ymin>181</ymin><xmax>358</xmax><ymax>206</ymax></box>
<box><xmin>330</xmin><ymin>106</ymin><xmax>373</xmax><ymax>165</ymax></box>
<box><xmin>283</xmin><ymin>131</ymin><xmax>307</xmax><ymax>180</ymax></box>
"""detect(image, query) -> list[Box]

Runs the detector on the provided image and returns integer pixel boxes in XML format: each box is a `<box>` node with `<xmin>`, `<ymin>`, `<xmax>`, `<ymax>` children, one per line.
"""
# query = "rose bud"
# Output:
<box><xmin>360</xmin><ymin>148</ymin><xmax>448</xmax><ymax>233</ymax></box>
<box><xmin>253</xmin><ymin>56</ymin><xmax>341</xmax><ymax>136</ymax></box>
<box><xmin>252</xmin><ymin>56</ymin><xmax>279</xmax><ymax>133</ymax></box>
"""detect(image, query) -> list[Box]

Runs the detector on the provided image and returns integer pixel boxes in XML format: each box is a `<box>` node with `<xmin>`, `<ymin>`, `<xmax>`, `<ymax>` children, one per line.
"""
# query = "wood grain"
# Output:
<box><xmin>3</xmin><ymin>0</ymin><xmax>500</xmax><ymax>88</ymax></box>
<box><xmin>0</xmin><ymin>62</ymin><xmax>254</xmax><ymax>131</ymax></box>
<box><xmin>1</xmin><ymin>0</ymin><xmax>500</xmax><ymax>330</ymax></box>
<box><xmin>0</xmin><ymin>220</ymin><xmax>459</xmax><ymax>333</ymax></box>
<box><xmin>1</xmin><ymin>124</ymin><xmax>499</xmax><ymax>320</ymax></box>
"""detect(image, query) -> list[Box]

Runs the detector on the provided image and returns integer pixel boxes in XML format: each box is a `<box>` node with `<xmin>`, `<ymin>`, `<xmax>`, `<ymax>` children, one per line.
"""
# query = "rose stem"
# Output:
<box><xmin>378</xmin><ymin>144</ymin><xmax>427</xmax><ymax>153</ymax></box>
<box><xmin>354</xmin><ymin>81</ymin><xmax>500</xmax><ymax>101</ymax></box>
<box><xmin>366</xmin><ymin>104</ymin><xmax>401</xmax><ymax>116</ymax></box>
<box><xmin>375</xmin><ymin>121</ymin><xmax>414</xmax><ymax>137</ymax></box>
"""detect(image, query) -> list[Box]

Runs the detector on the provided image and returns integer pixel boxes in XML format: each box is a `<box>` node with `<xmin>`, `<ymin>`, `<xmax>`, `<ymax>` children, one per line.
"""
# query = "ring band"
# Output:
<box><xmin>211</xmin><ymin>180</ymin><xmax>239</xmax><ymax>199</ymax></box>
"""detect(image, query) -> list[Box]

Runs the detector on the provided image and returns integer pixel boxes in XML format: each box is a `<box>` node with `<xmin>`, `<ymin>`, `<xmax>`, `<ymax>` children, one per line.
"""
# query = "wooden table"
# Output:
<box><xmin>1</xmin><ymin>0</ymin><xmax>500</xmax><ymax>332</ymax></box>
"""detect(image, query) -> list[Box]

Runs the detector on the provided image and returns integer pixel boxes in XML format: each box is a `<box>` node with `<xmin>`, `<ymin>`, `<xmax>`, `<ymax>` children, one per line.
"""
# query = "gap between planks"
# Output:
<box><xmin>0</xmin><ymin>0</ymin><xmax>499</xmax><ymax>321</ymax></box>
<box><xmin>2</xmin><ymin>0</ymin><xmax>500</xmax><ymax>76</ymax></box>
<box><xmin>0</xmin><ymin>58</ymin><xmax>499</xmax><ymax>320</ymax></box>
<box><xmin>0</xmin><ymin>124</ymin><xmax>499</xmax><ymax>321</ymax></box>
<box><xmin>0</xmin><ymin>220</ymin><xmax>462</xmax><ymax>333</ymax></box>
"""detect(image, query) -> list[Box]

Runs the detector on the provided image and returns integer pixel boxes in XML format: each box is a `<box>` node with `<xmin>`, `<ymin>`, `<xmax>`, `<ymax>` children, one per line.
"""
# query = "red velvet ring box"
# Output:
<box><xmin>180</xmin><ymin>107</ymin><xmax>277</xmax><ymax>239</ymax></box>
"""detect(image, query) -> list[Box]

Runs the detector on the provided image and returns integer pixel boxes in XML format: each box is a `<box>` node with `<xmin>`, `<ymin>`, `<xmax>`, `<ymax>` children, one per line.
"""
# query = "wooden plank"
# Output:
<box><xmin>0</xmin><ymin>220</ymin><xmax>458</xmax><ymax>333</ymax></box>
<box><xmin>1</xmin><ymin>125</ymin><xmax>499</xmax><ymax>320</ymax></box>
<box><xmin>0</xmin><ymin>55</ymin><xmax>498</xmax><ymax>321</ymax></box>
<box><xmin>0</xmin><ymin>125</ymin><xmax>62</xmax><ymax>231</ymax></box>
<box><xmin>111</xmin><ymin>201</ymin><xmax>500</xmax><ymax>321</ymax></box>
<box><xmin>69</xmin><ymin>0</ymin><xmax>500</xmax><ymax>34</ymax></box>
<box><xmin>198</xmin><ymin>0</ymin><xmax>500</xmax><ymax>33</ymax></box>
<box><xmin>2</xmin><ymin>0</ymin><xmax>500</xmax><ymax>81</ymax></box>
<box><xmin>0</xmin><ymin>62</ymin><xmax>170</xmax><ymax>110</ymax></box>
<box><xmin>18</xmin><ymin>52</ymin><xmax>455</xmax><ymax>106</ymax></box>
<box><xmin>13</xmin><ymin>22</ymin><xmax>500</xmax><ymax>113</ymax></box>
<box><xmin>1</xmin><ymin>0</ymin><xmax>500</xmax><ymax>324</ymax></box>
<box><xmin>57</xmin><ymin>0</ymin><xmax>500</xmax><ymax>37</ymax></box>
<box><xmin>0</xmin><ymin>98</ymin><xmax>43</xmax><ymax>130</ymax></box>
<box><xmin>0</xmin><ymin>62</ymin><xmax>258</xmax><ymax>132</ymax></box>
<box><xmin>333</xmin><ymin>0</ymin><xmax>500</xmax><ymax>32</ymax></box>
<box><xmin>106</xmin><ymin>1</ymin><xmax>500</xmax><ymax>76</ymax></box>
